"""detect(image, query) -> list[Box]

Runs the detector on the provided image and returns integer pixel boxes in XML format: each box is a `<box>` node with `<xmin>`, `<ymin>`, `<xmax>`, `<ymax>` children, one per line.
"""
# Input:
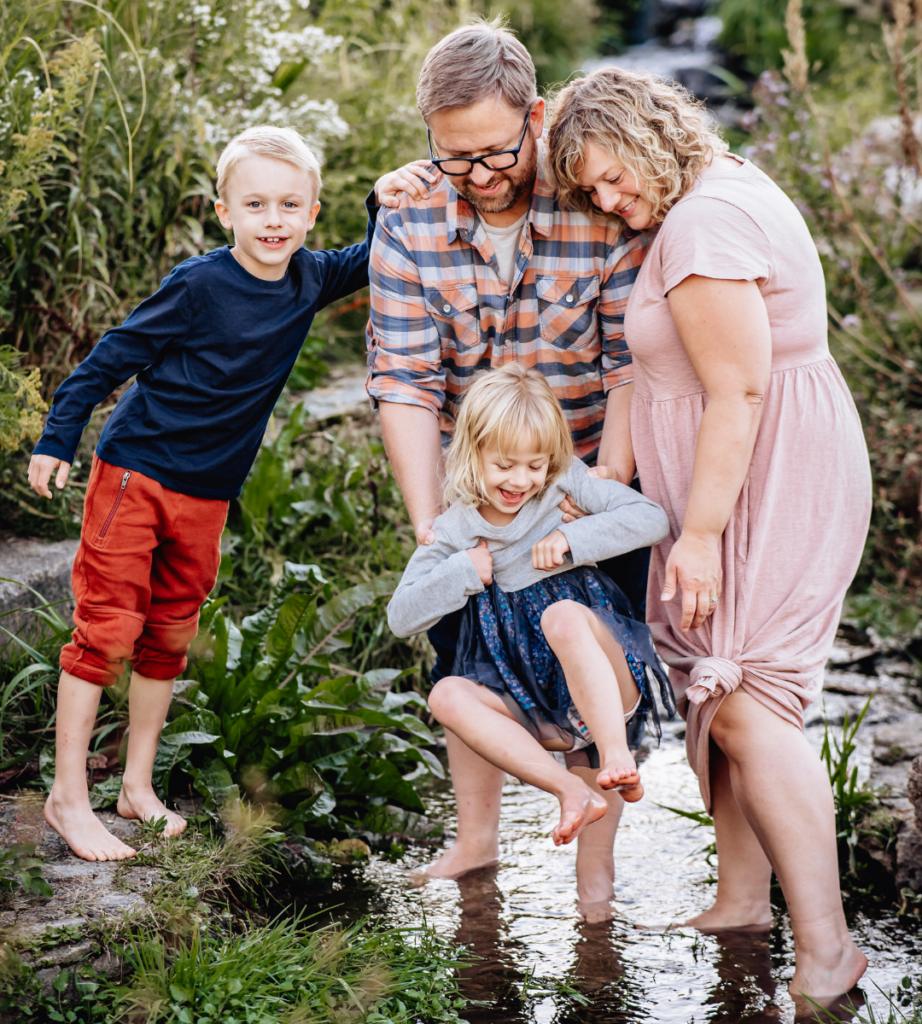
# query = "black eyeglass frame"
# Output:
<box><xmin>427</xmin><ymin>113</ymin><xmax>532</xmax><ymax>177</ymax></box>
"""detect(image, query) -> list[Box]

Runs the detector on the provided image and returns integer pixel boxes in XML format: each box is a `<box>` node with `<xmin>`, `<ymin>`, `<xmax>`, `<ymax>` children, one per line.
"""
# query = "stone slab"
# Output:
<box><xmin>0</xmin><ymin>536</ymin><xmax>79</xmax><ymax>642</ymax></box>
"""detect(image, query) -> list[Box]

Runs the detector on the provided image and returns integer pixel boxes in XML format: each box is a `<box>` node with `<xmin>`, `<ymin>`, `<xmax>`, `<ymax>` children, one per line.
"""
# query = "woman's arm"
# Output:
<box><xmin>664</xmin><ymin>275</ymin><xmax>772</xmax><ymax>632</ymax></box>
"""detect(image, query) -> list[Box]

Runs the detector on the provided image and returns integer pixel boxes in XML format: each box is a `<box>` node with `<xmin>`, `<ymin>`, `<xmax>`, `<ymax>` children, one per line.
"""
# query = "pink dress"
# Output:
<box><xmin>625</xmin><ymin>156</ymin><xmax>872</xmax><ymax>810</ymax></box>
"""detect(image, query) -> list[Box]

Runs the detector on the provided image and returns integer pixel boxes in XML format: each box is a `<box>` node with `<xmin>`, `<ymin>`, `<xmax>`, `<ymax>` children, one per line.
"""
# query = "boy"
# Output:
<box><xmin>29</xmin><ymin>125</ymin><xmax>435</xmax><ymax>861</ymax></box>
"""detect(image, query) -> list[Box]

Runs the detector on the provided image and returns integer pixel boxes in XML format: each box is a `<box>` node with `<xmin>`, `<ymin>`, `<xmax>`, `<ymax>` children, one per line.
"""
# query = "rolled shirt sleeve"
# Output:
<box><xmin>366</xmin><ymin>212</ymin><xmax>446</xmax><ymax>416</ymax></box>
<box><xmin>597</xmin><ymin>229</ymin><xmax>650</xmax><ymax>392</ymax></box>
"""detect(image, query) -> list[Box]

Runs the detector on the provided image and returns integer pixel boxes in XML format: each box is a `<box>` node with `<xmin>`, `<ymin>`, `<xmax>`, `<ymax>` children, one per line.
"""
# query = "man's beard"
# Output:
<box><xmin>454</xmin><ymin>140</ymin><xmax>538</xmax><ymax>214</ymax></box>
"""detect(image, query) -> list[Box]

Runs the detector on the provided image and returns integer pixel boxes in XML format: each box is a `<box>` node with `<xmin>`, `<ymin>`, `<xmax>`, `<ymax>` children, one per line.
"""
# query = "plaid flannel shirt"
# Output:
<box><xmin>366</xmin><ymin>140</ymin><xmax>655</xmax><ymax>457</ymax></box>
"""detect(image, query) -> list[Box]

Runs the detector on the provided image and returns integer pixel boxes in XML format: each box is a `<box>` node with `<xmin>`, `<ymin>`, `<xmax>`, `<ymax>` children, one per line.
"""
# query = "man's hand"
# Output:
<box><xmin>532</xmin><ymin>529</ymin><xmax>570</xmax><ymax>571</ymax></box>
<box><xmin>374</xmin><ymin>161</ymin><xmax>442</xmax><ymax>209</ymax></box>
<box><xmin>29</xmin><ymin>454</ymin><xmax>71</xmax><ymax>499</ymax></box>
<box><xmin>558</xmin><ymin>465</ymin><xmax>621</xmax><ymax>523</ymax></box>
<box><xmin>467</xmin><ymin>539</ymin><xmax>493</xmax><ymax>585</ymax></box>
<box><xmin>415</xmin><ymin>517</ymin><xmax>438</xmax><ymax>546</ymax></box>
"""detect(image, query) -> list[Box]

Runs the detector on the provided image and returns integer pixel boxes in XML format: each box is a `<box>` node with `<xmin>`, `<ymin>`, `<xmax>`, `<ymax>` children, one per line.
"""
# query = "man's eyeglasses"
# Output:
<box><xmin>427</xmin><ymin>113</ymin><xmax>531</xmax><ymax>177</ymax></box>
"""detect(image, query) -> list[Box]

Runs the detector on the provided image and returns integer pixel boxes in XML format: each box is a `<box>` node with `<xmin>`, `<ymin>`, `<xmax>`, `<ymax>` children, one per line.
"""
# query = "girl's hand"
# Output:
<box><xmin>29</xmin><ymin>454</ymin><xmax>71</xmax><ymax>499</ymax></box>
<box><xmin>660</xmin><ymin>531</ymin><xmax>722</xmax><ymax>632</ymax></box>
<box><xmin>532</xmin><ymin>529</ymin><xmax>570</xmax><ymax>571</ymax></box>
<box><xmin>374</xmin><ymin>161</ymin><xmax>442</xmax><ymax>209</ymax></box>
<box><xmin>467</xmin><ymin>539</ymin><xmax>493</xmax><ymax>585</ymax></box>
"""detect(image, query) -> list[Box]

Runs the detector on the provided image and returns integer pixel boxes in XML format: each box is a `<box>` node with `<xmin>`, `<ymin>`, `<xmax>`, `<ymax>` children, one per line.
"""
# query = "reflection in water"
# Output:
<box><xmin>700</xmin><ymin>928</ymin><xmax>778</xmax><ymax>1023</ymax></box>
<box><xmin>281</xmin><ymin>724</ymin><xmax>920</xmax><ymax>1023</ymax></box>
<box><xmin>453</xmin><ymin>868</ymin><xmax>527</xmax><ymax>1023</ymax></box>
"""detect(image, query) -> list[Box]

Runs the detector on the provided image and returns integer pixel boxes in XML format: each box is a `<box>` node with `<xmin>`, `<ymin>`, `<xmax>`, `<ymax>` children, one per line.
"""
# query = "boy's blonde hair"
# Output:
<box><xmin>444</xmin><ymin>364</ymin><xmax>573</xmax><ymax>507</ymax></box>
<box><xmin>215</xmin><ymin>125</ymin><xmax>322</xmax><ymax>202</ymax></box>
<box><xmin>546</xmin><ymin>67</ymin><xmax>727</xmax><ymax>224</ymax></box>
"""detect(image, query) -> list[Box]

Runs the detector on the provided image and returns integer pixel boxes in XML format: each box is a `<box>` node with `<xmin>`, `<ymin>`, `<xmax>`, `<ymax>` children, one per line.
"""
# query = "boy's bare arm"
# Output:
<box><xmin>29</xmin><ymin>454</ymin><xmax>71</xmax><ymax>498</ymax></box>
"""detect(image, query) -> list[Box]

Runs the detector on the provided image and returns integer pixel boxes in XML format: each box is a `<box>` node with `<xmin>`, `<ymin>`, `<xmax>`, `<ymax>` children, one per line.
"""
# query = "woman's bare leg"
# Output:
<box><xmin>428</xmin><ymin>676</ymin><xmax>609</xmax><ymax>846</ymax></box>
<box><xmin>541</xmin><ymin>601</ymin><xmax>643</xmax><ymax>798</ymax></box>
<box><xmin>117</xmin><ymin>671</ymin><xmax>187</xmax><ymax>836</ymax></box>
<box><xmin>683</xmin><ymin>744</ymin><xmax>773</xmax><ymax>930</ymax></box>
<box><xmin>707</xmin><ymin>691</ymin><xmax>867</xmax><ymax>1005</ymax></box>
<box><xmin>425</xmin><ymin>728</ymin><xmax>506</xmax><ymax>878</ymax></box>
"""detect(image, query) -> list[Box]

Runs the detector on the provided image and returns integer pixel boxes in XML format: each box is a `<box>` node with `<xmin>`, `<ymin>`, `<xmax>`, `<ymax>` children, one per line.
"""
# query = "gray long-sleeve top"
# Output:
<box><xmin>387</xmin><ymin>460</ymin><xmax>670</xmax><ymax>638</ymax></box>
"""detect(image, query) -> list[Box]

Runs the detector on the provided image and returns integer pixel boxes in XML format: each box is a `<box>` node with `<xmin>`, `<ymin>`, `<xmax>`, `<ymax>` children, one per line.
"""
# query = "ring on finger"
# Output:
<box><xmin>708</xmin><ymin>596</ymin><xmax>719</xmax><ymax>604</ymax></box>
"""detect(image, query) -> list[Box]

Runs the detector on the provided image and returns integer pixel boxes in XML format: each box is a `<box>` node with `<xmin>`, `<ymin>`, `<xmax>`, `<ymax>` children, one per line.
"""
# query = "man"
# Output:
<box><xmin>367</xmin><ymin>20</ymin><xmax>655</xmax><ymax>894</ymax></box>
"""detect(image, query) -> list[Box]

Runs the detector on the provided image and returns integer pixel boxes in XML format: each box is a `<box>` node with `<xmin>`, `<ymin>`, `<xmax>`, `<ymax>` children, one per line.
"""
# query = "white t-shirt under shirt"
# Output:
<box><xmin>482</xmin><ymin>213</ymin><xmax>528</xmax><ymax>289</ymax></box>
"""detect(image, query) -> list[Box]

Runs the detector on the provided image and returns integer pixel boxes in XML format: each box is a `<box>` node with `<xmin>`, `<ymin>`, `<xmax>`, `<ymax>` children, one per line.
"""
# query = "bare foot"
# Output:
<box><xmin>421</xmin><ymin>841</ymin><xmax>500</xmax><ymax>880</ymax></box>
<box><xmin>577</xmin><ymin>898</ymin><xmax>616</xmax><ymax>924</ymax></box>
<box><xmin>44</xmin><ymin>788</ymin><xmax>137</xmax><ymax>862</ymax></box>
<box><xmin>117</xmin><ymin>784</ymin><xmax>187</xmax><ymax>837</ymax></box>
<box><xmin>680</xmin><ymin>902</ymin><xmax>773</xmax><ymax>931</ymax></box>
<box><xmin>553</xmin><ymin>783</ymin><xmax>608</xmax><ymax>846</ymax></box>
<box><xmin>789</xmin><ymin>942</ymin><xmax>868</xmax><ymax>1013</ymax></box>
<box><xmin>596</xmin><ymin>758</ymin><xmax>643</xmax><ymax>803</ymax></box>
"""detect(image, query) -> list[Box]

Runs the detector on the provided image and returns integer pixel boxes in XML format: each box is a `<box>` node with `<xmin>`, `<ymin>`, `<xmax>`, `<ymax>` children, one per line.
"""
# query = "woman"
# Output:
<box><xmin>546</xmin><ymin>68</ymin><xmax>871</xmax><ymax>1008</ymax></box>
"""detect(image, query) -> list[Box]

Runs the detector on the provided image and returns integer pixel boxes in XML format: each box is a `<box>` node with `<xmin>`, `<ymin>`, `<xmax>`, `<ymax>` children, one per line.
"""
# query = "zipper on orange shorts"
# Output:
<box><xmin>99</xmin><ymin>471</ymin><xmax>131</xmax><ymax>538</ymax></box>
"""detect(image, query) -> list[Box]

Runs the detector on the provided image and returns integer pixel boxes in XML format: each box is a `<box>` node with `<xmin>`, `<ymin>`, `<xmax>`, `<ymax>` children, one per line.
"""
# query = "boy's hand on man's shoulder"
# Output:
<box><xmin>374</xmin><ymin>160</ymin><xmax>442</xmax><ymax>209</ymax></box>
<box><xmin>29</xmin><ymin>454</ymin><xmax>71</xmax><ymax>499</ymax></box>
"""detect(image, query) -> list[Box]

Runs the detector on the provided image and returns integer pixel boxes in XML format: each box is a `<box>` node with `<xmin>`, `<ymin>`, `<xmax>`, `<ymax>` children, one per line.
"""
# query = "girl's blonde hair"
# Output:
<box><xmin>444</xmin><ymin>364</ymin><xmax>573</xmax><ymax>507</ymax></box>
<box><xmin>546</xmin><ymin>67</ymin><xmax>727</xmax><ymax>224</ymax></box>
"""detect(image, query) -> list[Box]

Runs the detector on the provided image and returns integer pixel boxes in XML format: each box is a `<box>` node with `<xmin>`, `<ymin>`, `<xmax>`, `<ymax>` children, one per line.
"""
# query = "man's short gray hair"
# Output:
<box><xmin>416</xmin><ymin>18</ymin><xmax>537</xmax><ymax>123</ymax></box>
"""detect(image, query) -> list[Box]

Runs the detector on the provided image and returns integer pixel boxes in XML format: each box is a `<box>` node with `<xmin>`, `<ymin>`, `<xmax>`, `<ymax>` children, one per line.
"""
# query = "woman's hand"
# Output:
<box><xmin>558</xmin><ymin>465</ymin><xmax>620</xmax><ymax>523</ymax></box>
<box><xmin>374</xmin><ymin>161</ymin><xmax>442</xmax><ymax>209</ymax></box>
<box><xmin>532</xmin><ymin>529</ymin><xmax>570</xmax><ymax>571</ymax></box>
<box><xmin>661</xmin><ymin>531</ymin><xmax>722</xmax><ymax>632</ymax></box>
<box><xmin>467</xmin><ymin>539</ymin><xmax>494</xmax><ymax>585</ymax></box>
<box><xmin>29</xmin><ymin>454</ymin><xmax>71</xmax><ymax>499</ymax></box>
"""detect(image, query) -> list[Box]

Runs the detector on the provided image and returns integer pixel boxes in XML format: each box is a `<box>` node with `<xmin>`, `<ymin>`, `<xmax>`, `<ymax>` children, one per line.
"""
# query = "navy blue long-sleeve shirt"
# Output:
<box><xmin>34</xmin><ymin>208</ymin><xmax>377</xmax><ymax>500</ymax></box>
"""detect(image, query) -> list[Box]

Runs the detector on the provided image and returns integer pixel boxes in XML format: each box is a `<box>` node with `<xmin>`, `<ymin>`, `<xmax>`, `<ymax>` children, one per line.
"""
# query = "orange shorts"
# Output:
<box><xmin>60</xmin><ymin>456</ymin><xmax>229</xmax><ymax>687</ymax></box>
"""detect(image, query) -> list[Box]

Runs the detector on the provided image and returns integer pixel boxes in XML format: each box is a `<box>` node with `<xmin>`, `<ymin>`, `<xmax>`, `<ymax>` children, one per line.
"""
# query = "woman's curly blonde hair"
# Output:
<box><xmin>546</xmin><ymin>67</ymin><xmax>727</xmax><ymax>224</ymax></box>
<box><xmin>444</xmin><ymin>364</ymin><xmax>573</xmax><ymax>507</ymax></box>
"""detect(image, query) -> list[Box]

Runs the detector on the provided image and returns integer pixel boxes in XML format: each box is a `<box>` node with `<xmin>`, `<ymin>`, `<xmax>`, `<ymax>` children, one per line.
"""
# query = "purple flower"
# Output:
<box><xmin>842</xmin><ymin>314</ymin><xmax>861</xmax><ymax>329</ymax></box>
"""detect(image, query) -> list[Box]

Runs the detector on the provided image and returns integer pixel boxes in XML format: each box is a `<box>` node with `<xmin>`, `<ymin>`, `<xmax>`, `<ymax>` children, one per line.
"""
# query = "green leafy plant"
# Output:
<box><xmin>0</xmin><ymin>842</ymin><xmax>52</xmax><ymax>899</ymax></box>
<box><xmin>170</xmin><ymin>562</ymin><xmax>443</xmax><ymax>836</ymax></box>
<box><xmin>820</xmin><ymin>697</ymin><xmax>877</xmax><ymax>875</ymax></box>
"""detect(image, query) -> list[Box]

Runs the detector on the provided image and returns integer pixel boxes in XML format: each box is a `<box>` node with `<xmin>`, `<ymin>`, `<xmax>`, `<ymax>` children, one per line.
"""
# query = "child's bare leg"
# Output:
<box><xmin>571</xmin><ymin>764</ymin><xmax>624</xmax><ymax>922</ymax></box>
<box><xmin>424</xmin><ymin>728</ymin><xmax>505</xmax><ymax>878</ymax></box>
<box><xmin>44</xmin><ymin>671</ymin><xmax>137</xmax><ymax>861</ymax></box>
<box><xmin>116</xmin><ymin>671</ymin><xmax>186</xmax><ymax>836</ymax></box>
<box><xmin>428</xmin><ymin>676</ymin><xmax>608</xmax><ymax>846</ymax></box>
<box><xmin>541</xmin><ymin>601</ymin><xmax>643</xmax><ymax>799</ymax></box>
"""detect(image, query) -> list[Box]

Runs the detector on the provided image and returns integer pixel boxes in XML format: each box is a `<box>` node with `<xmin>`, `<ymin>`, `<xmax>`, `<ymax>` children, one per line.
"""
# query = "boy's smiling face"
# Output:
<box><xmin>215</xmin><ymin>154</ymin><xmax>320</xmax><ymax>281</ymax></box>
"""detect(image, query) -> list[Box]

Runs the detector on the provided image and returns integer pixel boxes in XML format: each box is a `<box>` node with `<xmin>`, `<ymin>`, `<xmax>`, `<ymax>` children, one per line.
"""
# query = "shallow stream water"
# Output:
<box><xmin>294</xmin><ymin>711</ymin><xmax>920</xmax><ymax>1024</ymax></box>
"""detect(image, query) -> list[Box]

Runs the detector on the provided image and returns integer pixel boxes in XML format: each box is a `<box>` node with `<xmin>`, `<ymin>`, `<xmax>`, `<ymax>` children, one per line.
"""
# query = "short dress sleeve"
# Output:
<box><xmin>658</xmin><ymin>195</ymin><xmax>773</xmax><ymax>296</ymax></box>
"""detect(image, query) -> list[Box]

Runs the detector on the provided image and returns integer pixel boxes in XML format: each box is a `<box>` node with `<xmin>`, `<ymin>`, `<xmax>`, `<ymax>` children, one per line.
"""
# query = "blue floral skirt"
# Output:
<box><xmin>452</xmin><ymin>566</ymin><xmax>675</xmax><ymax>752</ymax></box>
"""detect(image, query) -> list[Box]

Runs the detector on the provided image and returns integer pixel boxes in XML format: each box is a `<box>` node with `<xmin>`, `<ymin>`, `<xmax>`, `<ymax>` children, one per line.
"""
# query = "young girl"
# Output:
<box><xmin>388</xmin><ymin>365</ymin><xmax>675</xmax><ymax>904</ymax></box>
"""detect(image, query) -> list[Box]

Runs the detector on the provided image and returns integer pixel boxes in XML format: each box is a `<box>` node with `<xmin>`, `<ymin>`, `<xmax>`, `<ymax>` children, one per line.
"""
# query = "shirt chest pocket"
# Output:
<box><xmin>424</xmin><ymin>283</ymin><xmax>482</xmax><ymax>352</ymax></box>
<box><xmin>536</xmin><ymin>275</ymin><xmax>600</xmax><ymax>351</ymax></box>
